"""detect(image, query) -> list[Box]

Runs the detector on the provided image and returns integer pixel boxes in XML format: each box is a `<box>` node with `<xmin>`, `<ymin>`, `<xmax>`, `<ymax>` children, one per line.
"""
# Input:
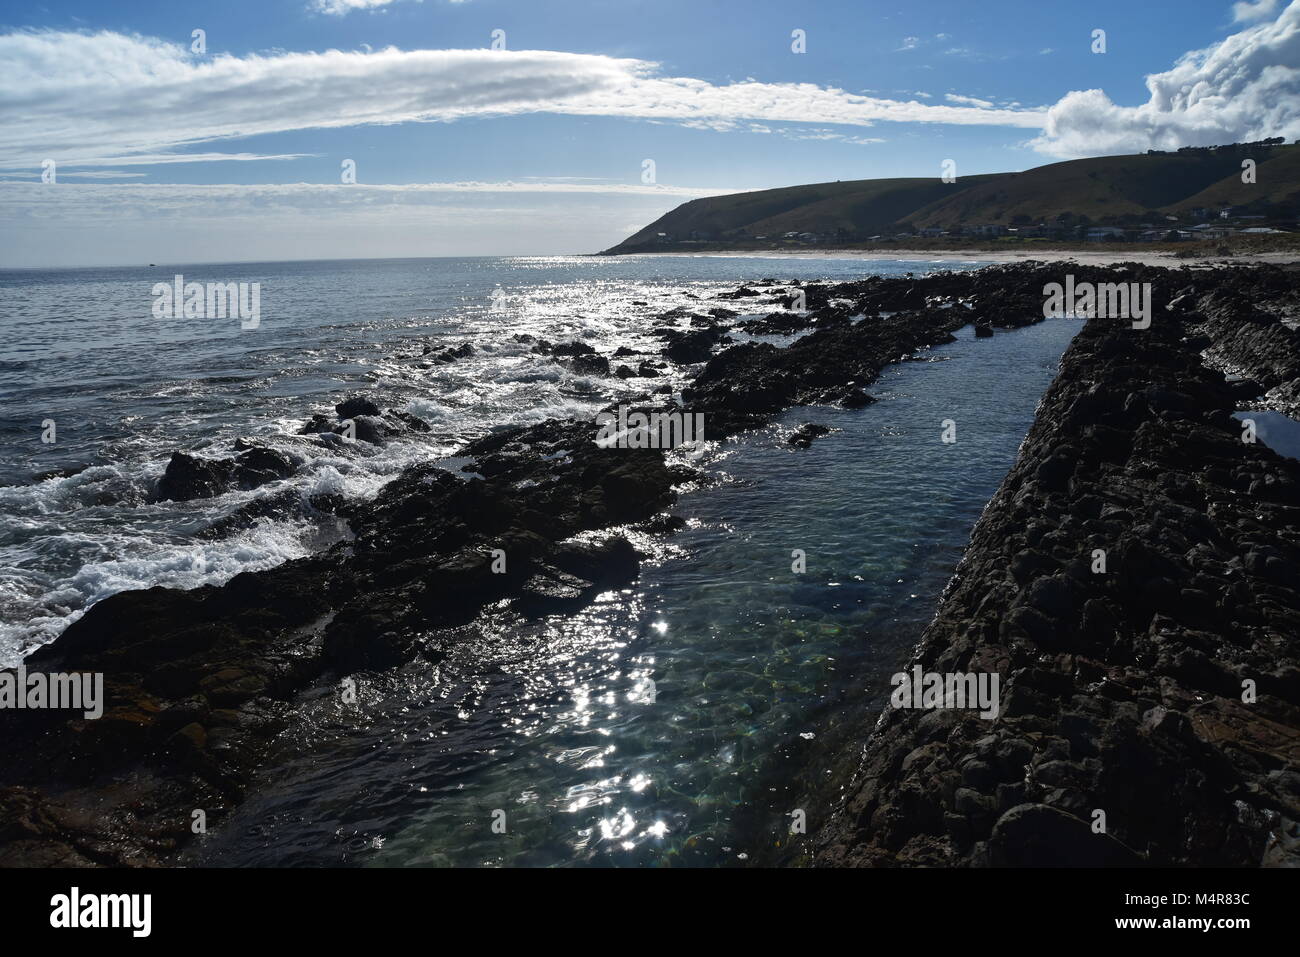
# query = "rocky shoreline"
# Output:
<box><xmin>2</xmin><ymin>261</ymin><xmax>1298</xmax><ymax>867</ymax></box>
<box><xmin>814</xmin><ymin>265</ymin><xmax>1300</xmax><ymax>867</ymax></box>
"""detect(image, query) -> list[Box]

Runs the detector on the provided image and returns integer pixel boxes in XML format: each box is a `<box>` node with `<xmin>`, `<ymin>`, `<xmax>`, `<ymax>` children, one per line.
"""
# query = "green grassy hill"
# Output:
<box><xmin>611</xmin><ymin>176</ymin><xmax>997</xmax><ymax>249</ymax></box>
<box><xmin>1173</xmin><ymin>145</ymin><xmax>1300</xmax><ymax>213</ymax></box>
<box><xmin>602</xmin><ymin>142</ymin><xmax>1299</xmax><ymax>253</ymax></box>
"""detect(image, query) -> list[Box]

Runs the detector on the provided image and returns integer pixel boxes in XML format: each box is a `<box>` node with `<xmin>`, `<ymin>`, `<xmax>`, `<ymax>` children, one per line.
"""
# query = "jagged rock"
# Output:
<box><xmin>336</xmin><ymin>396</ymin><xmax>381</xmax><ymax>419</ymax></box>
<box><xmin>568</xmin><ymin>353</ymin><xmax>610</xmax><ymax>376</ymax></box>
<box><xmin>157</xmin><ymin>451</ymin><xmax>236</xmax><ymax>501</ymax></box>
<box><xmin>788</xmin><ymin>423</ymin><xmax>832</xmax><ymax>449</ymax></box>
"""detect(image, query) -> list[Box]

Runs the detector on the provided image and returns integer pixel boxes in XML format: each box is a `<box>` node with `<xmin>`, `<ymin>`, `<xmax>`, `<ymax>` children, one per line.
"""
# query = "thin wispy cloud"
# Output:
<box><xmin>311</xmin><ymin>0</ymin><xmax>471</xmax><ymax>15</ymax></box>
<box><xmin>0</xmin><ymin>29</ymin><xmax>1044</xmax><ymax>170</ymax></box>
<box><xmin>0</xmin><ymin>181</ymin><xmax>737</xmax><ymax>211</ymax></box>
<box><xmin>0</xmin><ymin>180</ymin><xmax>707</xmax><ymax>265</ymax></box>
<box><xmin>945</xmin><ymin>93</ymin><xmax>995</xmax><ymax>108</ymax></box>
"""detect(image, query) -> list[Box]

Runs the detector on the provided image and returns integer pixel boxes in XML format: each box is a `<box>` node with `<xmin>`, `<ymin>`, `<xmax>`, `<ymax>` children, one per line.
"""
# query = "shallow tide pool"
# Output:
<box><xmin>189</xmin><ymin>315</ymin><xmax>1081</xmax><ymax>867</ymax></box>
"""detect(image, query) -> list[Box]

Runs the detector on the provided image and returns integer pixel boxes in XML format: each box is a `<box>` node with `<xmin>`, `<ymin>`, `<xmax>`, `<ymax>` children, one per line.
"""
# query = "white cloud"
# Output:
<box><xmin>49</xmin><ymin>170</ymin><xmax>148</xmax><ymax>179</ymax></box>
<box><xmin>945</xmin><ymin>93</ymin><xmax>995</xmax><ymax>108</ymax></box>
<box><xmin>1031</xmin><ymin>0</ymin><xmax>1300</xmax><ymax>157</ymax></box>
<box><xmin>0</xmin><ymin>181</ymin><xmax>736</xmax><ymax>215</ymax></box>
<box><xmin>1233</xmin><ymin>0</ymin><xmax>1281</xmax><ymax>22</ymax></box>
<box><xmin>0</xmin><ymin>30</ymin><xmax>1045</xmax><ymax>169</ymax></box>
<box><xmin>312</xmin><ymin>0</ymin><xmax>470</xmax><ymax>14</ymax></box>
<box><xmin>313</xmin><ymin>0</ymin><xmax>403</xmax><ymax>13</ymax></box>
<box><xmin>59</xmin><ymin>152</ymin><xmax>311</xmax><ymax>167</ymax></box>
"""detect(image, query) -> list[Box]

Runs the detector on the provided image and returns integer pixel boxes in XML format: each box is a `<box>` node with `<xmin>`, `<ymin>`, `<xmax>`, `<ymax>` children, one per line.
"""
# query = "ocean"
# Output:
<box><xmin>1</xmin><ymin>254</ymin><xmax>1079</xmax><ymax>865</ymax></box>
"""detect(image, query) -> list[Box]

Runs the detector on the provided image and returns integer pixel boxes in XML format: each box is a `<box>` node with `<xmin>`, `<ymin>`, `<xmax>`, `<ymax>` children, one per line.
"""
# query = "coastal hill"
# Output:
<box><xmin>602</xmin><ymin>140</ymin><xmax>1299</xmax><ymax>253</ymax></box>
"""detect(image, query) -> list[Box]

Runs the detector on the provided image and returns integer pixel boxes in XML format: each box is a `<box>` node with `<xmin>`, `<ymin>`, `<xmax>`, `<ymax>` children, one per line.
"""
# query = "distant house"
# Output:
<box><xmin>1219</xmin><ymin>207</ymin><xmax>1236</xmax><ymax>219</ymax></box>
<box><xmin>919</xmin><ymin>227</ymin><xmax>948</xmax><ymax>238</ymax></box>
<box><xmin>961</xmin><ymin>224</ymin><xmax>1006</xmax><ymax>237</ymax></box>
<box><xmin>1086</xmin><ymin>226</ymin><xmax>1126</xmax><ymax>241</ymax></box>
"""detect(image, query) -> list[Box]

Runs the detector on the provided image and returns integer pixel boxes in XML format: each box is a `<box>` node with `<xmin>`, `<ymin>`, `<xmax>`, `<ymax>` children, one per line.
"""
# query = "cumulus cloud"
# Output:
<box><xmin>1030</xmin><ymin>0</ymin><xmax>1300</xmax><ymax>157</ymax></box>
<box><xmin>0</xmin><ymin>29</ymin><xmax>1042</xmax><ymax>169</ymax></box>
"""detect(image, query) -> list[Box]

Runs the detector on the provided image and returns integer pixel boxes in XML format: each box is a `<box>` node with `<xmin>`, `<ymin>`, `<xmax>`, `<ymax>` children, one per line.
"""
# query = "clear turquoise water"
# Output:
<box><xmin>185</xmin><ymin>312</ymin><xmax>1079</xmax><ymax>868</ymax></box>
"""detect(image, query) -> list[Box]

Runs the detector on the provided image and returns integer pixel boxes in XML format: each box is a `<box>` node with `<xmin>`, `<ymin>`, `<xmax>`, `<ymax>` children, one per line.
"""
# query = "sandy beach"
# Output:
<box><xmin>645</xmin><ymin>248</ymin><xmax>1300</xmax><ymax>268</ymax></box>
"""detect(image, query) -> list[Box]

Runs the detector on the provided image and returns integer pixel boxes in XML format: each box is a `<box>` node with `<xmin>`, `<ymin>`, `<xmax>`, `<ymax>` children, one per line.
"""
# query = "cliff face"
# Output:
<box><xmin>815</xmin><ymin>268</ymin><xmax>1300</xmax><ymax>867</ymax></box>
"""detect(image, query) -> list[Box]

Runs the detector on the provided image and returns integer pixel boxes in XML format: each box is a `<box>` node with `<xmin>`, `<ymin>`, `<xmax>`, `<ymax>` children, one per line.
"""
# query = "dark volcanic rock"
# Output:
<box><xmin>839</xmin><ymin>388</ymin><xmax>877</xmax><ymax>409</ymax></box>
<box><xmin>422</xmin><ymin>342</ymin><xmax>474</xmax><ymax>364</ymax></box>
<box><xmin>660</xmin><ymin>327</ymin><xmax>728</xmax><ymax>364</ymax></box>
<box><xmin>551</xmin><ymin>340</ymin><xmax>597</xmax><ymax>357</ymax></box>
<box><xmin>814</xmin><ymin>264</ymin><xmax>1300</xmax><ymax>868</ymax></box>
<box><xmin>683</xmin><ymin>302</ymin><xmax>965</xmax><ymax>436</ymax></box>
<box><xmin>157</xmin><ymin>451</ymin><xmax>236</xmax><ymax>501</ymax></box>
<box><xmin>567</xmin><ymin>353</ymin><xmax>610</xmax><ymax>376</ymax></box>
<box><xmin>788</xmin><ymin>423</ymin><xmax>832</xmax><ymax>449</ymax></box>
<box><xmin>157</xmin><ymin>446</ymin><xmax>297</xmax><ymax>501</ymax></box>
<box><xmin>10</xmin><ymin>261</ymin><xmax>1300</xmax><ymax>870</ymax></box>
<box><xmin>335</xmin><ymin>396</ymin><xmax>381</xmax><ymax>419</ymax></box>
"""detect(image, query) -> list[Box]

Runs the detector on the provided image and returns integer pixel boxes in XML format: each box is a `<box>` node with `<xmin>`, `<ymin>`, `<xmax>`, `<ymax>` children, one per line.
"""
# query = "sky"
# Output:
<box><xmin>1</xmin><ymin>0</ymin><xmax>1298</xmax><ymax>266</ymax></box>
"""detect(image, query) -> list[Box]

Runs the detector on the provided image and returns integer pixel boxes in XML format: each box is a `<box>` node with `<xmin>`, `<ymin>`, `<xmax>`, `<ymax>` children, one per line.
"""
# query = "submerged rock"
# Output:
<box><xmin>788</xmin><ymin>423</ymin><xmax>832</xmax><ymax>449</ymax></box>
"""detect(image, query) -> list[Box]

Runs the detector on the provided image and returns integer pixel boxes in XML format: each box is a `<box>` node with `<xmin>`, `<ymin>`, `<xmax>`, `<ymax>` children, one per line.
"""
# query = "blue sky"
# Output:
<box><xmin>2</xmin><ymin>0</ymin><xmax>1297</xmax><ymax>265</ymax></box>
